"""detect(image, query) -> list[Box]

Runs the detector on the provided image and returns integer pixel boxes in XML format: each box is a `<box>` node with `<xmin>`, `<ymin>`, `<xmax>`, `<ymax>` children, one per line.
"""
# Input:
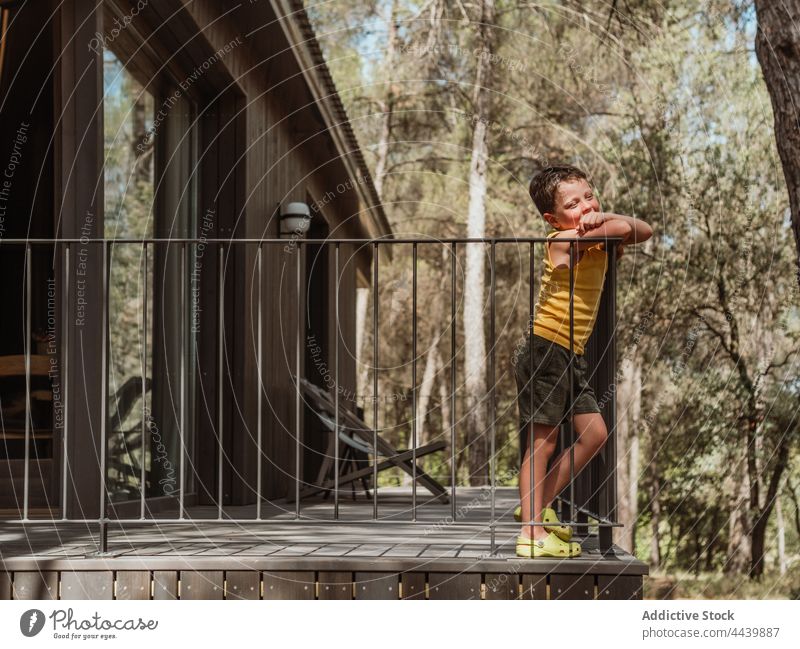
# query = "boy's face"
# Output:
<box><xmin>544</xmin><ymin>178</ymin><xmax>600</xmax><ymax>230</ymax></box>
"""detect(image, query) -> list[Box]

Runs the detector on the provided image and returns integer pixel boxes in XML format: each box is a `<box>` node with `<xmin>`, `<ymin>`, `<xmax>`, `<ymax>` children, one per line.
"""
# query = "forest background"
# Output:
<box><xmin>305</xmin><ymin>0</ymin><xmax>800</xmax><ymax>598</ymax></box>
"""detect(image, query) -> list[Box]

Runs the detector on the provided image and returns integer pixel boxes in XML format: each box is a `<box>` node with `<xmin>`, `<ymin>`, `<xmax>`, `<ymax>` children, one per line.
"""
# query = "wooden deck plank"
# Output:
<box><xmin>354</xmin><ymin>572</ymin><xmax>399</xmax><ymax>600</ymax></box>
<box><xmin>180</xmin><ymin>571</ymin><xmax>224</xmax><ymax>599</ymax></box>
<box><xmin>152</xmin><ymin>571</ymin><xmax>178</xmax><ymax>599</ymax></box>
<box><xmin>521</xmin><ymin>574</ymin><xmax>547</xmax><ymax>600</ymax></box>
<box><xmin>141</xmin><ymin>544</ymin><xmax>195</xmax><ymax>556</ymax></box>
<box><xmin>383</xmin><ymin>544</ymin><xmax>427</xmax><ymax>557</ymax></box>
<box><xmin>0</xmin><ymin>553</ymin><xmax>648</xmax><ymax>577</ymax></box>
<box><xmin>12</xmin><ymin>571</ymin><xmax>58</xmax><ymax>599</ymax></box>
<box><xmin>419</xmin><ymin>547</ymin><xmax>459</xmax><ymax>559</ymax></box>
<box><xmin>61</xmin><ymin>571</ymin><xmax>114</xmax><ymax>599</ymax></box>
<box><xmin>225</xmin><ymin>571</ymin><xmax>261</xmax><ymax>600</ymax></box>
<box><xmin>115</xmin><ymin>572</ymin><xmax>151</xmax><ymax>600</ymax></box>
<box><xmin>550</xmin><ymin>574</ymin><xmax>595</xmax><ymax>600</ymax></box>
<box><xmin>428</xmin><ymin>573</ymin><xmax>481</xmax><ymax>600</ymax></box>
<box><xmin>0</xmin><ymin>490</ymin><xmax>647</xmax><ymax>589</ymax></box>
<box><xmin>597</xmin><ymin>574</ymin><xmax>643</xmax><ymax>600</ymax></box>
<box><xmin>228</xmin><ymin>544</ymin><xmax>285</xmax><ymax>556</ymax></box>
<box><xmin>306</xmin><ymin>544</ymin><xmax>358</xmax><ymax>557</ymax></box>
<box><xmin>263</xmin><ymin>571</ymin><xmax>315</xmax><ymax>600</ymax></box>
<box><xmin>484</xmin><ymin>573</ymin><xmax>519</xmax><ymax>600</ymax></box>
<box><xmin>32</xmin><ymin>545</ymin><xmax>89</xmax><ymax>557</ymax></box>
<box><xmin>318</xmin><ymin>571</ymin><xmax>352</xmax><ymax>600</ymax></box>
<box><xmin>401</xmin><ymin>572</ymin><xmax>425</xmax><ymax>599</ymax></box>
<box><xmin>270</xmin><ymin>545</ymin><xmax>322</xmax><ymax>557</ymax></box>
<box><xmin>346</xmin><ymin>544</ymin><xmax>390</xmax><ymax>557</ymax></box>
<box><xmin>177</xmin><ymin>546</ymin><xmax>225</xmax><ymax>557</ymax></box>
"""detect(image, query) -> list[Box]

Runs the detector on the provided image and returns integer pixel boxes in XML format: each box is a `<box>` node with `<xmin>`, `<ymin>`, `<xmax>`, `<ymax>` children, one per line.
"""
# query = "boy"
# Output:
<box><xmin>513</xmin><ymin>165</ymin><xmax>652</xmax><ymax>558</ymax></box>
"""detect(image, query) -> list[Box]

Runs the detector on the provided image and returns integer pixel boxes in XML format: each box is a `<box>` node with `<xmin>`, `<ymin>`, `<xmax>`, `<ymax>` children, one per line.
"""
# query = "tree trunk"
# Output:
<box><xmin>649</xmin><ymin>463</ymin><xmax>662</xmax><ymax>569</ymax></box>
<box><xmin>463</xmin><ymin>0</ymin><xmax>495</xmax><ymax>485</ymax></box>
<box><xmin>414</xmin><ymin>343</ymin><xmax>437</xmax><ymax>446</ymax></box>
<box><xmin>629</xmin><ymin>430</ymin><xmax>640</xmax><ymax>553</ymax></box>
<box><xmin>372</xmin><ymin>0</ymin><xmax>398</xmax><ymax>198</ymax></box>
<box><xmin>750</xmin><ymin>516</ymin><xmax>767</xmax><ymax>579</ymax></box>
<box><xmin>749</xmin><ymin>434</ymin><xmax>790</xmax><ymax>578</ymax></box>
<box><xmin>355</xmin><ymin>287</ymin><xmax>370</xmax><ymax>408</ymax></box>
<box><xmin>777</xmin><ymin>495</ymin><xmax>787</xmax><ymax>576</ymax></box>
<box><xmin>705</xmin><ymin>510</ymin><xmax>720</xmax><ymax>572</ymax></box>
<box><xmin>355</xmin><ymin>1</ymin><xmax>398</xmax><ymax>421</ymax></box>
<box><xmin>788</xmin><ymin>479</ymin><xmax>800</xmax><ymax>538</ymax></box>
<box><xmin>754</xmin><ymin>0</ymin><xmax>800</xmax><ymax>289</ymax></box>
<box><xmin>614</xmin><ymin>357</ymin><xmax>642</xmax><ymax>553</ymax></box>
<box><xmin>415</xmin><ymin>336</ymin><xmax>440</xmax><ymax>447</ymax></box>
<box><xmin>726</xmin><ymin>441</ymin><xmax>751</xmax><ymax>575</ymax></box>
<box><xmin>438</xmin><ymin>351</ymin><xmax>451</xmax><ymax>453</ymax></box>
<box><xmin>131</xmin><ymin>93</ymin><xmax>151</xmax><ymax>183</ymax></box>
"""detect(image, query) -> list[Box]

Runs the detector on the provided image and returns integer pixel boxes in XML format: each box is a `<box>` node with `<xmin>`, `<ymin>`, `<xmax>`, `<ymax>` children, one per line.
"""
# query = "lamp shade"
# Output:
<box><xmin>279</xmin><ymin>202</ymin><xmax>312</xmax><ymax>237</ymax></box>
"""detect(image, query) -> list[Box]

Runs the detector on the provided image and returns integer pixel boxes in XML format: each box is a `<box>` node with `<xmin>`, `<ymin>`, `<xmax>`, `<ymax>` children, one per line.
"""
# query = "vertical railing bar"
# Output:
<box><xmin>528</xmin><ymin>242</ymin><xmax>534</xmax><ymax>531</ymax></box>
<box><xmin>23</xmin><ymin>243</ymin><xmax>31</xmax><ymax>521</ymax></box>
<box><xmin>489</xmin><ymin>240</ymin><xmax>496</xmax><ymax>554</ymax></box>
<box><xmin>140</xmin><ymin>243</ymin><xmax>148</xmax><ymax>520</ymax></box>
<box><xmin>217</xmin><ymin>243</ymin><xmax>224</xmax><ymax>520</ymax></box>
<box><xmin>608</xmin><ymin>242</ymin><xmax>618</xmax><ymax>530</ymax></box>
<box><xmin>179</xmin><ymin>242</ymin><xmax>186</xmax><ymax>520</ymax></box>
<box><xmin>568</xmin><ymin>241</ymin><xmax>575</xmax><ymax>525</ymax></box>
<box><xmin>100</xmin><ymin>240</ymin><xmax>110</xmax><ymax>552</ymax></box>
<box><xmin>450</xmin><ymin>241</ymin><xmax>456</xmax><ymax>519</ymax></box>
<box><xmin>372</xmin><ymin>241</ymin><xmax>379</xmax><ymax>520</ymax></box>
<box><xmin>334</xmin><ymin>242</ymin><xmax>340</xmax><ymax>520</ymax></box>
<box><xmin>257</xmin><ymin>243</ymin><xmax>263</xmax><ymax>521</ymax></box>
<box><xmin>411</xmin><ymin>242</ymin><xmax>417</xmax><ymax>521</ymax></box>
<box><xmin>61</xmin><ymin>243</ymin><xmax>70</xmax><ymax>519</ymax></box>
<box><xmin>295</xmin><ymin>242</ymin><xmax>302</xmax><ymax>518</ymax></box>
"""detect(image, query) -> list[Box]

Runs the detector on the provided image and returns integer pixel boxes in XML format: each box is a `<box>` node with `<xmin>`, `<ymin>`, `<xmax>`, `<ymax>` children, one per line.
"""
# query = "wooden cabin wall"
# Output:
<box><xmin>182</xmin><ymin>0</ymin><xmax>366</xmax><ymax>501</ymax></box>
<box><xmin>8</xmin><ymin>0</ymin><xmax>375</xmax><ymax>514</ymax></box>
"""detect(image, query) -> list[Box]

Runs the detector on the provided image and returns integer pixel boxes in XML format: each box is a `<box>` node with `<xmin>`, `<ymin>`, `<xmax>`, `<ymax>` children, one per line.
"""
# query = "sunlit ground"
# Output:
<box><xmin>644</xmin><ymin>570</ymin><xmax>800</xmax><ymax>600</ymax></box>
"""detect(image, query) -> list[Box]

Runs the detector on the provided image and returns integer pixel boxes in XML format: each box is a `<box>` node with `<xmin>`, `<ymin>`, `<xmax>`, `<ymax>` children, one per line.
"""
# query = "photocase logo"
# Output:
<box><xmin>20</xmin><ymin>609</ymin><xmax>45</xmax><ymax>637</ymax></box>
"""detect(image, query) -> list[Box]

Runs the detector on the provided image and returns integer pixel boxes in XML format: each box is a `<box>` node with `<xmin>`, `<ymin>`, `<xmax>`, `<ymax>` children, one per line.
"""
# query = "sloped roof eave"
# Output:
<box><xmin>269</xmin><ymin>0</ymin><xmax>393</xmax><ymax>242</ymax></box>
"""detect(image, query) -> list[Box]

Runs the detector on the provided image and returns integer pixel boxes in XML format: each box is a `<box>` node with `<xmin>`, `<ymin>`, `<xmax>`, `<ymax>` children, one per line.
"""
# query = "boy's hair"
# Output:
<box><xmin>528</xmin><ymin>165</ymin><xmax>591</xmax><ymax>216</ymax></box>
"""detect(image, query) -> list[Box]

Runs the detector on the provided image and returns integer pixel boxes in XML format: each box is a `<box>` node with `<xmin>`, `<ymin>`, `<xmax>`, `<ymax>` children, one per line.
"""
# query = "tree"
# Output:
<box><xmin>311</xmin><ymin>1</ymin><xmax>800</xmax><ymax>583</ymax></box>
<box><xmin>754</xmin><ymin>0</ymin><xmax>800</xmax><ymax>290</ymax></box>
<box><xmin>462</xmin><ymin>0</ymin><xmax>496</xmax><ymax>485</ymax></box>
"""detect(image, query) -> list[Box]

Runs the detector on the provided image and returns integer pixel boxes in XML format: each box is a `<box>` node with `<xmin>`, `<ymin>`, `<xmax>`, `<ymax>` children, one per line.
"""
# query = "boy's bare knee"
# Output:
<box><xmin>593</xmin><ymin>427</ymin><xmax>609</xmax><ymax>450</ymax></box>
<box><xmin>534</xmin><ymin>424</ymin><xmax>559</xmax><ymax>448</ymax></box>
<box><xmin>577</xmin><ymin>419</ymin><xmax>608</xmax><ymax>451</ymax></box>
<box><xmin>537</xmin><ymin>438</ymin><xmax>558</xmax><ymax>456</ymax></box>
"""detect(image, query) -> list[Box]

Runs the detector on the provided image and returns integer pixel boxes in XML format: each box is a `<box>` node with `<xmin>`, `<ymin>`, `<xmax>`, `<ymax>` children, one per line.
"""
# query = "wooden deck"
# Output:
<box><xmin>0</xmin><ymin>488</ymin><xmax>647</xmax><ymax>599</ymax></box>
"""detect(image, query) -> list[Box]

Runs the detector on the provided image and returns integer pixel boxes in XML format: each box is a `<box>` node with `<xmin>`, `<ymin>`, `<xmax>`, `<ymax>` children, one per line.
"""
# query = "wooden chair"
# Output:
<box><xmin>0</xmin><ymin>354</ymin><xmax>52</xmax><ymax>421</ymax></box>
<box><xmin>314</xmin><ymin>411</ymin><xmax>374</xmax><ymax>500</ymax></box>
<box><xmin>0</xmin><ymin>353</ymin><xmax>151</xmax><ymax>508</ymax></box>
<box><xmin>106</xmin><ymin>376</ymin><xmax>152</xmax><ymax>498</ymax></box>
<box><xmin>0</xmin><ymin>354</ymin><xmax>56</xmax><ymax>510</ymax></box>
<box><xmin>292</xmin><ymin>378</ymin><xmax>450</xmax><ymax>503</ymax></box>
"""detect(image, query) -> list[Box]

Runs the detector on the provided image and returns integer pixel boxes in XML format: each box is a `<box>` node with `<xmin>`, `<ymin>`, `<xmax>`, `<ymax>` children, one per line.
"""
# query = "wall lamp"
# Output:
<box><xmin>279</xmin><ymin>202</ymin><xmax>312</xmax><ymax>238</ymax></box>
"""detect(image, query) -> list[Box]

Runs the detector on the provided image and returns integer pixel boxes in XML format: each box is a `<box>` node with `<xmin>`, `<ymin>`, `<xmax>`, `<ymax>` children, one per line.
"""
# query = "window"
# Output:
<box><xmin>103</xmin><ymin>40</ymin><xmax>198</xmax><ymax>504</ymax></box>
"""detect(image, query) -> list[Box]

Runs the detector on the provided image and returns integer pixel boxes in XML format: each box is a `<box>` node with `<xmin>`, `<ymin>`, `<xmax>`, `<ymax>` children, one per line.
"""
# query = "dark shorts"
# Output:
<box><xmin>513</xmin><ymin>333</ymin><xmax>601</xmax><ymax>432</ymax></box>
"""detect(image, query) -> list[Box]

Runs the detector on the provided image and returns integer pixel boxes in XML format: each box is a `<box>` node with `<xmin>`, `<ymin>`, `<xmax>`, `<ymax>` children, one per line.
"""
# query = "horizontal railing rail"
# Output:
<box><xmin>0</xmin><ymin>236</ymin><xmax>622</xmax><ymax>556</ymax></box>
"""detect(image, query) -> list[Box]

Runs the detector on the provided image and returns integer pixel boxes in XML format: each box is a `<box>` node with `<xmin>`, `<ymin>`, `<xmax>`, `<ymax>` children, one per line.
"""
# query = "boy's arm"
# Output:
<box><xmin>597</xmin><ymin>212</ymin><xmax>653</xmax><ymax>244</ymax></box>
<box><xmin>552</xmin><ymin>219</ymin><xmax>632</xmax><ymax>256</ymax></box>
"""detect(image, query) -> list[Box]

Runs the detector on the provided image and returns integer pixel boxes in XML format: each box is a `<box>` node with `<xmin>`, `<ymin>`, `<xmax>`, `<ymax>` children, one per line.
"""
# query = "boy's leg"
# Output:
<box><xmin>519</xmin><ymin>421</ymin><xmax>559</xmax><ymax>539</ymax></box>
<box><xmin>539</xmin><ymin>412</ymin><xmax>608</xmax><ymax>512</ymax></box>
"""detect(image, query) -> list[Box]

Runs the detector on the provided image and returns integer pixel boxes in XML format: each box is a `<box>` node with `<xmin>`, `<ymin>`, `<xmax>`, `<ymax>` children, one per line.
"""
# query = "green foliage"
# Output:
<box><xmin>309</xmin><ymin>0</ymin><xmax>799</xmax><ymax>578</ymax></box>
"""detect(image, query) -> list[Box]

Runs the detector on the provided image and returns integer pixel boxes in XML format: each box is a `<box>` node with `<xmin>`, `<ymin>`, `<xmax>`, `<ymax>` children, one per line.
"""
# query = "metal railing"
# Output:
<box><xmin>0</xmin><ymin>236</ymin><xmax>623</xmax><ymax>555</ymax></box>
